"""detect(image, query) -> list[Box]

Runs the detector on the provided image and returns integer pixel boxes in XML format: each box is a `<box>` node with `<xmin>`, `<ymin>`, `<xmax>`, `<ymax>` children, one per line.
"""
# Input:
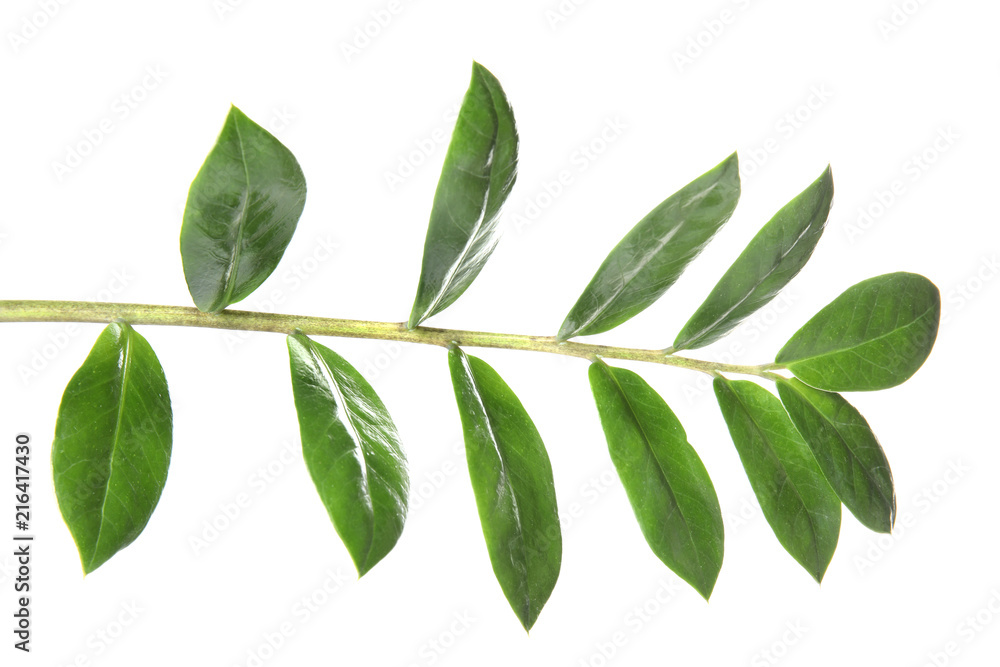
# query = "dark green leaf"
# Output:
<box><xmin>713</xmin><ymin>378</ymin><xmax>840</xmax><ymax>582</ymax></box>
<box><xmin>776</xmin><ymin>378</ymin><xmax>895</xmax><ymax>533</ymax></box>
<box><xmin>673</xmin><ymin>166</ymin><xmax>833</xmax><ymax>351</ymax></box>
<box><xmin>181</xmin><ymin>105</ymin><xmax>307</xmax><ymax>313</ymax></box>
<box><xmin>448</xmin><ymin>347</ymin><xmax>560</xmax><ymax>631</ymax></box>
<box><xmin>775</xmin><ymin>272</ymin><xmax>940</xmax><ymax>391</ymax></box>
<box><xmin>287</xmin><ymin>333</ymin><xmax>408</xmax><ymax>577</ymax></box>
<box><xmin>52</xmin><ymin>322</ymin><xmax>172</xmax><ymax>574</ymax></box>
<box><xmin>588</xmin><ymin>360</ymin><xmax>723</xmax><ymax>599</ymax></box>
<box><xmin>557</xmin><ymin>153</ymin><xmax>740</xmax><ymax>340</ymax></box>
<box><xmin>408</xmin><ymin>62</ymin><xmax>518</xmax><ymax>328</ymax></box>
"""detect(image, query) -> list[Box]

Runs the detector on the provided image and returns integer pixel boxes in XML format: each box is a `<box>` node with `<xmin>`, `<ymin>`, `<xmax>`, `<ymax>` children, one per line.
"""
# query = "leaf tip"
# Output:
<box><xmin>721</xmin><ymin>151</ymin><xmax>740</xmax><ymax>178</ymax></box>
<box><xmin>693</xmin><ymin>577</ymin><xmax>717</xmax><ymax>601</ymax></box>
<box><xmin>80</xmin><ymin>546</ymin><xmax>112</xmax><ymax>576</ymax></box>
<box><xmin>353</xmin><ymin>559</ymin><xmax>372</xmax><ymax>579</ymax></box>
<box><xmin>514</xmin><ymin>604</ymin><xmax>542</xmax><ymax>633</ymax></box>
<box><xmin>471</xmin><ymin>60</ymin><xmax>496</xmax><ymax>80</ymax></box>
<box><xmin>226</xmin><ymin>103</ymin><xmax>247</xmax><ymax>122</ymax></box>
<box><xmin>817</xmin><ymin>164</ymin><xmax>834</xmax><ymax>193</ymax></box>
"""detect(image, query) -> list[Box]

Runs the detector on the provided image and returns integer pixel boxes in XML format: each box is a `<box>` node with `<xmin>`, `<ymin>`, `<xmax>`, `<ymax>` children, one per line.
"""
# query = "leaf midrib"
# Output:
<box><xmin>778</xmin><ymin>299</ymin><xmax>936</xmax><ymax>367</ymax></box>
<box><xmin>307</xmin><ymin>339</ymin><xmax>375</xmax><ymax>568</ymax></box>
<box><xmin>790</xmin><ymin>383</ymin><xmax>893</xmax><ymax>517</ymax></box>
<box><xmin>681</xmin><ymin>192</ymin><xmax>826</xmax><ymax>349</ymax></box>
<box><xmin>602</xmin><ymin>366</ymin><xmax>701</xmax><ymax>570</ymax></box>
<box><xmin>416</xmin><ymin>74</ymin><xmax>501</xmax><ymax>325</ymax></box>
<box><xmin>91</xmin><ymin>326</ymin><xmax>133</xmax><ymax>568</ymax></box>
<box><xmin>727</xmin><ymin>384</ymin><xmax>826</xmax><ymax>572</ymax></box>
<box><xmin>568</xmin><ymin>223</ymin><xmax>683</xmax><ymax>337</ymax></box>
<box><xmin>218</xmin><ymin>112</ymin><xmax>253</xmax><ymax>310</ymax></box>
<box><xmin>461</xmin><ymin>354</ymin><xmax>532</xmax><ymax>620</ymax></box>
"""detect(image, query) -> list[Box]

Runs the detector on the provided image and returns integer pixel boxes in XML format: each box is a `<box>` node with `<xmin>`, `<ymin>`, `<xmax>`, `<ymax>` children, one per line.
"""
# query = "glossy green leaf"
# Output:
<box><xmin>588</xmin><ymin>360</ymin><xmax>723</xmax><ymax>599</ymax></box>
<box><xmin>713</xmin><ymin>378</ymin><xmax>840</xmax><ymax>582</ymax></box>
<box><xmin>775</xmin><ymin>272</ymin><xmax>940</xmax><ymax>391</ymax></box>
<box><xmin>448</xmin><ymin>347</ymin><xmax>560</xmax><ymax>631</ymax></box>
<box><xmin>52</xmin><ymin>322</ymin><xmax>172</xmax><ymax>574</ymax></box>
<box><xmin>287</xmin><ymin>333</ymin><xmax>408</xmax><ymax>577</ymax></box>
<box><xmin>673</xmin><ymin>166</ymin><xmax>833</xmax><ymax>351</ymax></box>
<box><xmin>408</xmin><ymin>62</ymin><xmax>518</xmax><ymax>329</ymax></box>
<box><xmin>181</xmin><ymin>105</ymin><xmax>307</xmax><ymax>313</ymax></box>
<box><xmin>776</xmin><ymin>378</ymin><xmax>895</xmax><ymax>533</ymax></box>
<box><xmin>557</xmin><ymin>153</ymin><xmax>740</xmax><ymax>340</ymax></box>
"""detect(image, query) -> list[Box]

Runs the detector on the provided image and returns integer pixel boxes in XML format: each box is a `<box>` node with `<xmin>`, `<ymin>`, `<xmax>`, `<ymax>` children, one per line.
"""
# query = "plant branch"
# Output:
<box><xmin>0</xmin><ymin>300</ymin><xmax>776</xmax><ymax>378</ymax></box>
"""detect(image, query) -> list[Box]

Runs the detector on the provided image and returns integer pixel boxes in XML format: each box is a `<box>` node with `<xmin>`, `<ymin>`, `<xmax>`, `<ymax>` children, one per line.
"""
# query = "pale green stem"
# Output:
<box><xmin>0</xmin><ymin>300</ymin><xmax>777</xmax><ymax>379</ymax></box>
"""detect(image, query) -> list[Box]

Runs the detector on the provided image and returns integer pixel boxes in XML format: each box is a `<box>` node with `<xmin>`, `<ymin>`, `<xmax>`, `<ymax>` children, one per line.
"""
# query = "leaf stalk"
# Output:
<box><xmin>0</xmin><ymin>300</ymin><xmax>776</xmax><ymax>378</ymax></box>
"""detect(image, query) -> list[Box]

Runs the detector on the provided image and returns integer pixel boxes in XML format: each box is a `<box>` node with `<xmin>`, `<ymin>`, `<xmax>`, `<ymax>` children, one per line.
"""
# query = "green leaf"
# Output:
<box><xmin>408</xmin><ymin>62</ymin><xmax>518</xmax><ymax>329</ymax></box>
<box><xmin>52</xmin><ymin>322</ymin><xmax>172</xmax><ymax>574</ymax></box>
<box><xmin>588</xmin><ymin>360</ymin><xmax>723</xmax><ymax>599</ymax></box>
<box><xmin>713</xmin><ymin>378</ymin><xmax>840</xmax><ymax>582</ymax></box>
<box><xmin>673</xmin><ymin>166</ymin><xmax>833</xmax><ymax>351</ymax></box>
<box><xmin>448</xmin><ymin>346</ymin><xmax>560</xmax><ymax>631</ymax></box>
<box><xmin>181</xmin><ymin>105</ymin><xmax>307</xmax><ymax>313</ymax></box>
<box><xmin>776</xmin><ymin>378</ymin><xmax>895</xmax><ymax>533</ymax></box>
<box><xmin>775</xmin><ymin>272</ymin><xmax>940</xmax><ymax>391</ymax></box>
<box><xmin>557</xmin><ymin>153</ymin><xmax>740</xmax><ymax>340</ymax></box>
<box><xmin>287</xmin><ymin>333</ymin><xmax>408</xmax><ymax>577</ymax></box>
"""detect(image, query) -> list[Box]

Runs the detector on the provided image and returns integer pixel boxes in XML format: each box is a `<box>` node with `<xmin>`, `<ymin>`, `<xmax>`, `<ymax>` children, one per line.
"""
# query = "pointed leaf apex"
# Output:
<box><xmin>407</xmin><ymin>61</ymin><xmax>518</xmax><ymax>326</ymax></box>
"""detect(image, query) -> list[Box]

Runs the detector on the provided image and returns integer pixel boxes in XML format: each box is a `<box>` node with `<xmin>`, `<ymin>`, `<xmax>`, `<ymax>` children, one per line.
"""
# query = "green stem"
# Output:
<box><xmin>0</xmin><ymin>300</ymin><xmax>776</xmax><ymax>378</ymax></box>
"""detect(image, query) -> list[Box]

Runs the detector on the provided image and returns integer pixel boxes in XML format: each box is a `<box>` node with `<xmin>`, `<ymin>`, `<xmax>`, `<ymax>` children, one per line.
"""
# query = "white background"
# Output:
<box><xmin>2</xmin><ymin>1</ymin><xmax>998</xmax><ymax>665</ymax></box>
